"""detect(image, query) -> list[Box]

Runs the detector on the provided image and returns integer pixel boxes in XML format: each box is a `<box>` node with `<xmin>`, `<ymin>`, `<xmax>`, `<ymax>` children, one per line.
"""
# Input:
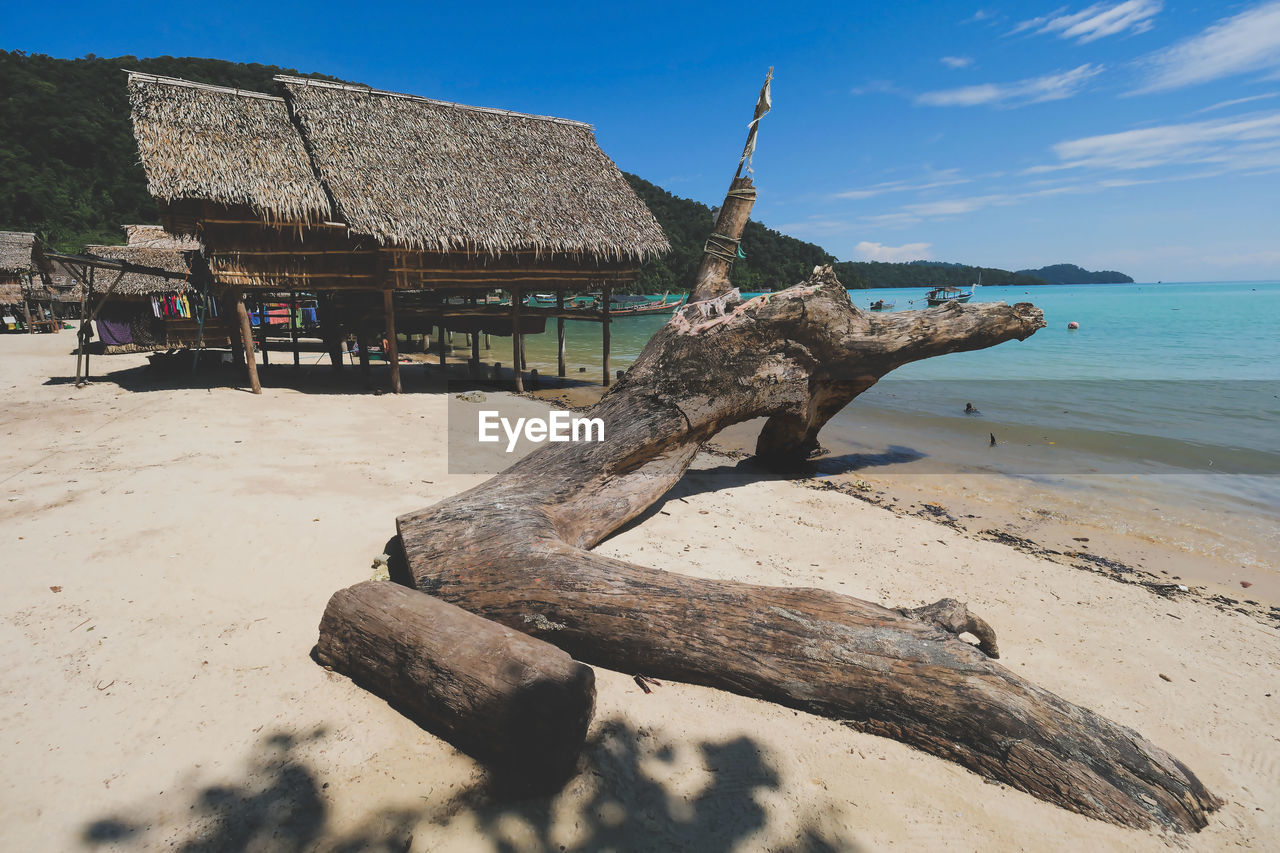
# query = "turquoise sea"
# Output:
<box><xmin>519</xmin><ymin>281</ymin><xmax>1279</xmax><ymax>569</ymax></box>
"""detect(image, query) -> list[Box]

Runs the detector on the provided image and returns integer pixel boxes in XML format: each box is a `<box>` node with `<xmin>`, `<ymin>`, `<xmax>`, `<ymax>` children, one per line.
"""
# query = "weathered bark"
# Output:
<box><xmin>395</xmin><ymin>266</ymin><xmax>1220</xmax><ymax>832</ymax></box>
<box><xmin>317</xmin><ymin>581</ymin><xmax>595</xmax><ymax>786</ymax></box>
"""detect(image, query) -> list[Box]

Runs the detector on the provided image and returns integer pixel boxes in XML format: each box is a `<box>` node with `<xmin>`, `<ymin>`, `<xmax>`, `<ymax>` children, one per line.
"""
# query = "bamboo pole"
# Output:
<box><xmin>233</xmin><ymin>290</ymin><xmax>261</xmax><ymax>394</ymax></box>
<box><xmin>512</xmin><ymin>287</ymin><xmax>524</xmax><ymax>393</ymax></box>
<box><xmin>290</xmin><ymin>291</ymin><xmax>300</xmax><ymax>367</ymax></box>
<box><xmin>557</xmin><ymin>290</ymin><xmax>566</xmax><ymax>378</ymax></box>
<box><xmin>384</xmin><ymin>290</ymin><xmax>402</xmax><ymax>394</ymax></box>
<box><xmin>602</xmin><ymin>285</ymin><xmax>611</xmax><ymax>387</ymax></box>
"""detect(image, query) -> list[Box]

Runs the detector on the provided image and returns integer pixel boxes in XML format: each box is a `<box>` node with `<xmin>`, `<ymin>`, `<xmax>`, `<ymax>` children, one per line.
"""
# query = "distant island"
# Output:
<box><xmin>1015</xmin><ymin>264</ymin><xmax>1134</xmax><ymax>284</ymax></box>
<box><xmin>0</xmin><ymin>49</ymin><xmax>1132</xmax><ymax>293</ymax></box>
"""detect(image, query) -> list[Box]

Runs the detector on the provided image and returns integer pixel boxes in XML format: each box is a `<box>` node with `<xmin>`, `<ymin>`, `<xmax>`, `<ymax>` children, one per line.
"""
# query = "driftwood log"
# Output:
<box><xmin>316</xmin><ymin>581</ymin><xmax>595</xmax><ymax>785</ymax></box>
<box><xmin>383</xmin><ymin>177</ymin><xmax>1219</xmax><ymax>831</ymax></box>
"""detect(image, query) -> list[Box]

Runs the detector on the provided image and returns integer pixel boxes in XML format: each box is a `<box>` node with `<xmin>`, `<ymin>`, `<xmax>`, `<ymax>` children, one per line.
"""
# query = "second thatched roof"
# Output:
<box><xmin>1</xmin><ymin>231</ymin><xmax>38</xmax><ymax>274</ymax></box>
<box><xmin>81</xmin><ymin>244</ymin><xmax>195</xmax><ymax>296</ymax></box>
<box><xmin>127</xmin><ymin>73</ymin><xmax>669</xmax><ymax>262</ymax></box>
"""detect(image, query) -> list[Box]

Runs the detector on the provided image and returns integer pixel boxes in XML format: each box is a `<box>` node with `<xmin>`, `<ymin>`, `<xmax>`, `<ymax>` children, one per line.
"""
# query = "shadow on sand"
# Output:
<box><xmin>42</xmin><ymin>347</ymin><xmax>604</xmax><ymax>398</ymax></box>
<box><xmin>81</xmin><ymin>718</ymin><xmax>857</xmax><ymax>852</ymax></box>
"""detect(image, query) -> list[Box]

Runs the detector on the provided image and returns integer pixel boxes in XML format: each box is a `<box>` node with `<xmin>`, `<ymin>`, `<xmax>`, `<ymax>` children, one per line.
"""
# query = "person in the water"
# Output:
<box><xmin>965</xmin><ymin>402</ymin><xmax>981</xmax><ymax>415</ymax></box>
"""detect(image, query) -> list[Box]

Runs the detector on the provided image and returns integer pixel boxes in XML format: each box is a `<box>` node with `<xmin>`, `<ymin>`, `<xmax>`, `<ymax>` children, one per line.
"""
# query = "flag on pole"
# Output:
<box><xmin>739</xmin><ymin>67</ymin><xmax>774</xmax><ymax>175</ymax></box>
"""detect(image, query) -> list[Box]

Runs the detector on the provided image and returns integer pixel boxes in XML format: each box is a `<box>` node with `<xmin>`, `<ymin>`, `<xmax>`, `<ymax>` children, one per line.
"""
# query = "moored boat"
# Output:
<box><xmin>925</xmin><ymin>285</ymin><xmax>972</xmax><ymax>306</ymax></box>
<box><xmin>869</xmin><ymin>299</ymin><xmax>895</xmax><ymax>311</ymax></box>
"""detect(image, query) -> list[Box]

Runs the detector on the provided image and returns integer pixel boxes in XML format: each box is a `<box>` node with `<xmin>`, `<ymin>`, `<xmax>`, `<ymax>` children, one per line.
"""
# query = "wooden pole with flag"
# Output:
<box><xmin>690</xmin><ymin>68</ymin><xmax>772</xmax><ymax>300</ymax></box>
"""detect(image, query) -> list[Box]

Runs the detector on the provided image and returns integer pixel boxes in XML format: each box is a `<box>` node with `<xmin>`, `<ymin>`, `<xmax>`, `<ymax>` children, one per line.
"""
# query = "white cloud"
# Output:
<box><xmin>941</xmin><ymin>55</ymin><xmax>975</xmax><ymax>69</ymax></box>
<box><xmin>1195</xmin><ymin>92</ymin><xmax>1280</xmax><ymax>113</ymax></box>
<box><xmin>1047</xmin><ymin>111</ymin><xmax>1280</xmax><ymax>171</ymax></box>
<box><xmin>1135</xmin><ymin>1</ymin><xmax>1280</xmax><ymax>93</ymax></box>
<box><xmin>854</xmin><ymin>241</ymin><xmax>932</xmax><ymax>262</ymax></box>
<box><xmin>916</xmin><ymin>64</ymin><xmax>1103</xmax><ymax>107</ymax></box>
<box><xmin>831</xmin><ymin>173</ymin><xmax>970</xmax><ymax>200</ymax></box>
<box><xmin>1013</xmin><ymin>0</ymin><xmax>1162</xmax><ymax>43</ymax></box>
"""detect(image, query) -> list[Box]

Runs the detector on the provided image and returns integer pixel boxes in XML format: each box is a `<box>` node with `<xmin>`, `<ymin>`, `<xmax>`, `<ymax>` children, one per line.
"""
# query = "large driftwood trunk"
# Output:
<box><xmin>393</xmin><ymin>260</ymin><xmax>1220</xmax><ymax>832</ymax></box>
<box><xmin>317</xmin><ymin>581</ymin><xmax>595</xmax><ymax>785</ymax></box>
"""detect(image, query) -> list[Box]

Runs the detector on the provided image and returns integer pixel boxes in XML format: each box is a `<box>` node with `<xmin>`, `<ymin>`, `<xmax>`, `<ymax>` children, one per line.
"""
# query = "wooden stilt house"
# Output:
<box><xmin>125</xmin><ymin>72</ymin><xmax>669</xmax><ymax>392</ymax></box>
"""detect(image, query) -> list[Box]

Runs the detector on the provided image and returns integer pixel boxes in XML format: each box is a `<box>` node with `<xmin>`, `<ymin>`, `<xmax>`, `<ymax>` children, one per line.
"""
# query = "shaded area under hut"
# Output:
<box><xmin>125</xmin><ymin>72</ymin><xmax>670</xmax><ymax>393</ymax></box>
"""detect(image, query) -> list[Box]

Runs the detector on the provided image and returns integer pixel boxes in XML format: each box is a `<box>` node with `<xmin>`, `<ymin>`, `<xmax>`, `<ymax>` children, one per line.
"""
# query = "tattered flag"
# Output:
<box><xmin>739</xmin><ymin>67</ymin><xmax>774</xmax><ymax>174</ymax></box>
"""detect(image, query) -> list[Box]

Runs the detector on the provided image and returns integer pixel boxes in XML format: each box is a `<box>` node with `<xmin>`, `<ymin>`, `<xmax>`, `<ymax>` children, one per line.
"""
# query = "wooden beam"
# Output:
<box><xmin>511</xmin><ymin>287</ymin><xmax>524</xmax><ymax>393</ymax></box>
<box><xmin>384</xmin><ymin>290</ymin><xmax>402</xmax><ymax>394</ymax></box>
<box><xmin>557</xmin><ymin>290</ymin><xmax>566</xmax><ymax>378</ymax></box>
<box><xmin>290</xmin><ymin>291</ymin><xmax>300</xmax><ymax>367</ymax></box>
<box><xmin>231</xmin><ymin>290</ymin><xmax>261</xmax><ymax>394</ymax></box>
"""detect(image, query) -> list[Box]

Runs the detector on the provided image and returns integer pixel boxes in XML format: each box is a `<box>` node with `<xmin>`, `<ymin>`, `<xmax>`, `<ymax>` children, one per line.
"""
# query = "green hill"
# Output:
<box><xmin>1016</xmin><ymin>263</ymin><xmax>1134</xmax><ymax>284</ymax></box>
<box><xmin>0</xmin><ymin>50</ymin><xmax>1129</xmax><ymax>292</ymax></box>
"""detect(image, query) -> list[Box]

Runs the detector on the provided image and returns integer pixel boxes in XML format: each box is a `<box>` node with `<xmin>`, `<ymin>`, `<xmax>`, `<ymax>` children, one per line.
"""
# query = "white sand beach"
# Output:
<box><xmin>1</xmin><ymin>332</ymin><xmax>1276</xmax><ymax>851</ymax></box>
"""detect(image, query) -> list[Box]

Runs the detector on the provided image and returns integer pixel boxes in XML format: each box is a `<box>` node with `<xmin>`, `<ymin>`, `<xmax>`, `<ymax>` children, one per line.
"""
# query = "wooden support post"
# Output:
<box><xmin>557</xmin><ymin>290</ymin><xmax>567</xmax><ymax>378</ymax></box>
<box><xmin>290</xmin><ymin>291</ymin><xmax>300</xmax><ymax>367</ymax></box>
<box><xmin>21</xmin><ymin>300</ymin><xmax>34</xmax><ymax>334</ymax></box>
<box><xmin>73</xmin><ymin>266</ymin><xmax>90</xmax><ymax>386</ymax></box>
<box><xmin>602</xmin><ymin>285</ymin><xmax>612</xmax><ymax>386</ymax></box>
<box><xmin>358</xmin><ymin>320</ymin><xmax>371</xmax><ymax>378</ymax></box>
<box><xmin>318</xmin><ymin>294</ymin><xmax>343</xmax><ymax>370</ymax></box>
<box><xmin>520</xmin><ymin>335</ymin><xmax>527</xmax><ymax>371</ymax></box>
<box><xmin>383</xmin><ymin>290</ymin><xmax>402</xmax><ymax>394</ymax></box>
<box><xmin>511</xmin><ymin>287</ymin><xmax>524</xmax><ymax>393</ymax></box>
<box><xmin>233</xmin><ymin>290</ymin><xmax>261</xmax><ymax>394</ymax></box>
<box><xmin>471</xmin><ymin>327</ymin><xmax>481</xmax><ymax>365</ymax></box>
<box><xmin>438</xmin><ymin>323</ymin><xmax>447</xmax><ymax>368</ymax></box>
<box><xmin>484</xmin><ymin>332</ymin><xmax>490</xmax><ymax>350</ymax></box>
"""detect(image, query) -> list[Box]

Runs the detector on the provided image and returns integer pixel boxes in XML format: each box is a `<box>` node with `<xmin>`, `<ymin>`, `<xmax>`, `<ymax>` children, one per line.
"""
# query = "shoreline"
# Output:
<box><xmin>532</xmin><ymin>382</ymin><xmax>1280</xmax><ymax>620</ymax></box>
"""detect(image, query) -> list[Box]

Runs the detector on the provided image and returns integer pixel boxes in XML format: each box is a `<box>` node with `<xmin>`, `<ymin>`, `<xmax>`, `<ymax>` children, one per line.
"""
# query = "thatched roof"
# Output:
<box><xmin>126</xmin><ymin>72</ymin><xmax>668</xmax><ymax>262</ymax></box>
<box><xmin>80</xmin><ymin>244</ymin><xmax>195</xmax><ymax>296</ymax></box>
<box><xmin>0</xmin><ymin>231</ymin><xmax>37</xmax><ymax>274</ymax></box>
<box><xmin>127</xmin><ymin>73</ymin><xmax>333</xmax><ymax>225</ymax></box>
<box><xmin>277</xmin><ymin>77</ymin><xmax>668</xmax><ymax>259</ymax></box>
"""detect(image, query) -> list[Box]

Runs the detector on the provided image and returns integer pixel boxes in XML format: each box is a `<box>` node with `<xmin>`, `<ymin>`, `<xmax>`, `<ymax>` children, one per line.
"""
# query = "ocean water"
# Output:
<box><xmin>517</xmin><ymin>282</ymin><xmax>1280</xmax><ymax>566</ymax></box>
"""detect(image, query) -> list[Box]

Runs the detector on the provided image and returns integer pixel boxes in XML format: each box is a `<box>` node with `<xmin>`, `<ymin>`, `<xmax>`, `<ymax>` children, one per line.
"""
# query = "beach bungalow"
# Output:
<box><xmin>0</xmin><ymin>230</ymin><xmax>62</xmax><ymax>333</ymax></box>
<box><xmin>125</xmin><ymin>72</ymin><xmax>669</xmax><ymax>392</ymax></box>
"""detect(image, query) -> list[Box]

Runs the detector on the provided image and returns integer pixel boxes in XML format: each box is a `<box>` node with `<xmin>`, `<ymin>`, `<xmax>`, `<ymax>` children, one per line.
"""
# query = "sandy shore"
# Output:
<box><xmin>2</xmin><ymin>332</ymin><xmax>1276</xmax><ymax>851</ymax></box>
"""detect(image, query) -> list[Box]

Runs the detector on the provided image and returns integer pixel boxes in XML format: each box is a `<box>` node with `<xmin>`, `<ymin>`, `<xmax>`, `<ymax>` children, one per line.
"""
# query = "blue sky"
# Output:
<box><xmin>6</xmin><ymin>0</ymin><xmax>1280</xmax><ymax>281</ymax></box>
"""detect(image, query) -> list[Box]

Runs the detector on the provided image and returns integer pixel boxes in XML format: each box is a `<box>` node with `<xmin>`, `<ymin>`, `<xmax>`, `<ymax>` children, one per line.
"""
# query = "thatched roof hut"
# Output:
<box><xmin>1</xmin><ymin>231</ymin><xmax>38</xmax><ymax>304</ymax></box>
<box><xmin>125</xmin><ymin>72</ymin><xmax>668</xmax><ymax>292</ymax></box>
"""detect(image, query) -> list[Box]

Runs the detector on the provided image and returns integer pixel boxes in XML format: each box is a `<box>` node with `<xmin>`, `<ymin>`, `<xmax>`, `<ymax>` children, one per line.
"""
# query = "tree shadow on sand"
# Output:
<box><xmin>81</xmin><ymin>718</ymin><xmax>858</xmax><ymax>852</ymax></box>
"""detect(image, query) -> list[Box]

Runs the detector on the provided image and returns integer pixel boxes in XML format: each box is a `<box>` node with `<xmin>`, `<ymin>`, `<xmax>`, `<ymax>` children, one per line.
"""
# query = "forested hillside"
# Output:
<box><xmin>1</xmin><ymin>50</ymin><xmax>1129</xmax><ymax>291</ymax></box>
<box><xmin>0</xmin><ymin>51</ymin><xmax>342</xmax><ymax>249</ymax></box>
